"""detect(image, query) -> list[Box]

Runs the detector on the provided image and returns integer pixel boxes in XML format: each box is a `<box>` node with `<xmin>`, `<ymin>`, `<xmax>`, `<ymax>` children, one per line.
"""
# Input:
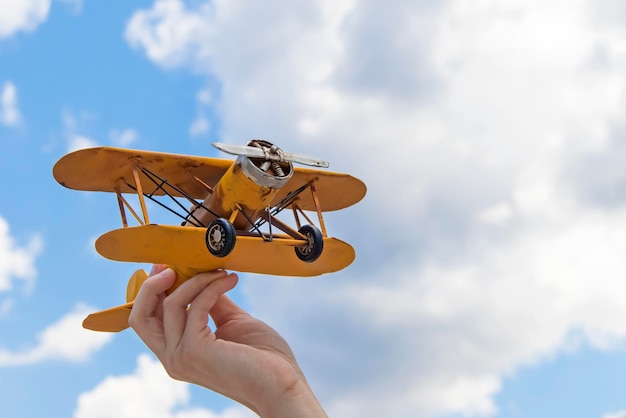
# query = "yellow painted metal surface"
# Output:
<box><xmin>53</xmin><ymin>146</ymin><xmax>366</xmax><ymax>212</ymax></box>
<box><xmin>189</xmin><ymin>160</ymin><xmax>283</xmax><ymax>229</ymax></box>
<box><xmin>82</xmin><ymin>302</ymin><xmax>134</xmax><ymax>332</ymax></box>
<box><xmin>53</xmin><ymin>146</ymin><xmax>231</xmax><ymax>195</ymax></box>
<box><xmin>125</xmin><ymin>269</ymin><xmax>148</xmax><ymax>302</ymax></box>
<box><xmin>96</xmin><ymin>224</ymin><xmax>356</xmax><ymax>277</ymax></box>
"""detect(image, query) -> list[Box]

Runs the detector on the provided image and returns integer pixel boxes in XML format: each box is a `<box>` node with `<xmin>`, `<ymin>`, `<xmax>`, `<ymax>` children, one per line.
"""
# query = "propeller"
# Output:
<box><xmin>212</xmin><ymin>140</ymin><xmax>330</xmax><ymax>168</ymax></box>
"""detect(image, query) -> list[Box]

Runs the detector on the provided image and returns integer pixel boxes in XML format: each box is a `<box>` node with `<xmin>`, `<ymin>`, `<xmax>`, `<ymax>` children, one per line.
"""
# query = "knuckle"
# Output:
<box><xmin>127</xmin><ymin>313</ymin><xmax>137</xmax><ymax>328</ymax></box>
<box><xmin>127</xmin><ymin>310</ymin><xmax>141</xmax><ymax>329</ymax></box>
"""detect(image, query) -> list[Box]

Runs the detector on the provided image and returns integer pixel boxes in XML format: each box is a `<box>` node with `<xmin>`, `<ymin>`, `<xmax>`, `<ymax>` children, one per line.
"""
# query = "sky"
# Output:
<box><xmin>1</xmin><ymin>0</ymin><xmax>626</xmax><ymax>417</ymax></box>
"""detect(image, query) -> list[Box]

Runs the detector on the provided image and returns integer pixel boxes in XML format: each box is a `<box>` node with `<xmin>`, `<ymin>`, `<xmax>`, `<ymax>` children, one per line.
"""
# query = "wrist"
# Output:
<box><xmin>256</xmin><ymin>379</ymin><xmax>327</xmax><ymax>418</ymax></box>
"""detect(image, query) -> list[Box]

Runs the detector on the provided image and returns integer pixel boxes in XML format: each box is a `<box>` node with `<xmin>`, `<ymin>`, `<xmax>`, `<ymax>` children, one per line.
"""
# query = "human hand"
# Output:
<box><xmin>129</xmin><ymin>266</ymin><xmax>327</xmax><ymax>418</ymax></box>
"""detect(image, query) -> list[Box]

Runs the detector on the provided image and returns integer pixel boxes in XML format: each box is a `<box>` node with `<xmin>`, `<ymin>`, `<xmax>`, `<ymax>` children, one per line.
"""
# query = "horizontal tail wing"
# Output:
<box><xmin>83</xmin><ymin>269</ymin><xmax>148</xmax><ymax>332</ymax></box>
<box><xmin>82</xmin><ymin>302</ymin><xmax>134</xmax><ymax>332</ymax></box>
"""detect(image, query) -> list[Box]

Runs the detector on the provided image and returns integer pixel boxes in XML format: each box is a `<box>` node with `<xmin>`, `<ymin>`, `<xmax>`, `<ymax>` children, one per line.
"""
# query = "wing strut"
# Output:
<box><xmin>115</xmin><ymin>185</ymin><xmax>129</xmax><ymax>227</ymax></box>
<box><xmin>121</xmin><ymin>165</ymin><xmax>222</xmax><ymax>228</ymax></box>
<box><xmin>309</xmin><ymin>180</ymin><xmax>327</xmax><ymax>236</ymax></box>
<box><xmin>115</xmin><ymin>187</ymin><xmax>147</xmax><ymax>227</ymax></box>
<box><xmin>132</xmin><ymin>164</ymin><xmax>150</xmax><ymax>224</ymax></box>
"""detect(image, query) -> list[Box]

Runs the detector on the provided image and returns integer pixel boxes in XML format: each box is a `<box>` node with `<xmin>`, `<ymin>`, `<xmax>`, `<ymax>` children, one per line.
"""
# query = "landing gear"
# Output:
<box><xmin>295</xmin><ymin>224</ymin><xmax>323</xmax><ymax>262</ymax></box>
<box><xmin>206</xmin><ymin>218</ymin><xmax>236</xmax><ymax>257</ymax></box>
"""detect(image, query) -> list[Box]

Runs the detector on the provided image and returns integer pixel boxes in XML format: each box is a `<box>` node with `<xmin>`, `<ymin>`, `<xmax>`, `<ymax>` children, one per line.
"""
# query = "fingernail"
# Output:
<box><xmin>161</xmin><ymin>267</ymin><xmax>175</xmax><ymax>277</ymax></box>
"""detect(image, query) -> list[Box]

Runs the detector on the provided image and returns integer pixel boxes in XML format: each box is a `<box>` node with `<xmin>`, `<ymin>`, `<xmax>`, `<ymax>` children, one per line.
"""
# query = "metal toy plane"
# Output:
<box><xmin>53</xmin><ymin>140</ymin><xmax>366</xmax><ymax>332</ymax></box>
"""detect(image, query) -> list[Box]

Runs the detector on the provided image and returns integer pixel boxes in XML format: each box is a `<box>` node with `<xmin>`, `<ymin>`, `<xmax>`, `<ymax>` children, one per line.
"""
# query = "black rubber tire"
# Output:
<box><xmin>295</xmin><ymin>224</ymin><xmax>324</xmax><ymax>262</ymax></box>
<box><xmin>206</xmin><ymin>218</ymin><xmax>236</xmax><ymax>257</ymax></box>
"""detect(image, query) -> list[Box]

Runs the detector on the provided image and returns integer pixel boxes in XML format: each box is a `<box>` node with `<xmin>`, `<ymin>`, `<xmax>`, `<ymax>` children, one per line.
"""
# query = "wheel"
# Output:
<box><xmin>295</xmin><ymin>224</ymin><xmax>323</xmax><ymax>262</ymax></box>
<box><xmin>206</xmin><ymin>218</ymin><xmax>236</xmax><ymax>257</ymax></box>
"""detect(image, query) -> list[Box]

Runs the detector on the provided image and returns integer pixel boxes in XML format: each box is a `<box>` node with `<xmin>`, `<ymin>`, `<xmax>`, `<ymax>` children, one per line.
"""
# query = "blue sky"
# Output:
<box><xmin>1</xmin><ymin>1</ymin><xmax>626</xmax><ymax>418</ymax></box>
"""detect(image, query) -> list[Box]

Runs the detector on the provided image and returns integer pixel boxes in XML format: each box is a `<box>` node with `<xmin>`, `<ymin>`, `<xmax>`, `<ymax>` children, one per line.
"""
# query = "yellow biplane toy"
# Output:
<box><xmin>53</xmin><ymin>140</ymin><xmax>366</xmax><ymax>332</ymax></box>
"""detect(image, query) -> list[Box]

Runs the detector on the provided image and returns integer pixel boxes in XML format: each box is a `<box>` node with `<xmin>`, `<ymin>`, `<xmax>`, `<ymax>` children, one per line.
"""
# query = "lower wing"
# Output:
<box><xmin>95</xmin><ymin>224</ymin><xmax>356</xmax><ymax>277</ymax></box>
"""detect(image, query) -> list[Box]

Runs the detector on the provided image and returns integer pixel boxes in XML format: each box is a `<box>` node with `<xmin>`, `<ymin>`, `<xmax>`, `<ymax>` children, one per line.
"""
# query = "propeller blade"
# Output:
<box><xmin>284</xmin><ymin>152</ymin><xmax>330</xmax><ymax>168</ymax></box>
<box><xmin>212</xmin><ymin>142</ymin><xmax>330</xmax><ymax>168</ymax></box>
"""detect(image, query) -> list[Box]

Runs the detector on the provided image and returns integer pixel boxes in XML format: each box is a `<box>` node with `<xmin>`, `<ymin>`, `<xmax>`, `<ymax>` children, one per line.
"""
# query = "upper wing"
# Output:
<box><xmin>278</xmin><ymin>165</ymin><xmax>367</xmax><ymax>212</ymax></box>
<box><xmin>53</xmin><ymin>146</ymin><xmax>366</xmax><ymax>211</ymax></box>
<box><xmin>53</xmin><ymin>147</ymin><xmax>233</xmax><ymax>199</ymax></box>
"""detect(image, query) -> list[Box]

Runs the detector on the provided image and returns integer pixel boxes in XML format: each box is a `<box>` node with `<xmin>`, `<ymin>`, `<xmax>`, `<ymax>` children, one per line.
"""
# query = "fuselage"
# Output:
<box><xmin>189</xmin><ymin>143</ymin><xmax>294</xmax><ymax>229</ymax></box>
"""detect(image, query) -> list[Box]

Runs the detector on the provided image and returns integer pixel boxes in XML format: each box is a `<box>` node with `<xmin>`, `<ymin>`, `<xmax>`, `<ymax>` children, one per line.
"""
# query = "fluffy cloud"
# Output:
<box><xmin>125</xmin><ymin>0</ymin><xmax>213</xmax><ymax>71</ymax></box>
<box><xmin>189</xmin><ymin>88</ymin><xmax>213</xmax><ymax>137</ymax></box>
<box><xmin>110</xmin><ymin>128</ymin><xmax>138</xmax><ymax>147</ymax></box>
<box><xmin>0</xmin><ymin>0</ymin><xmax>51</xmax><ymax>39</ymax></box>
<box><xmin>67</xmin><ymin>135</ymin><xmax>98</xmax><ymax>152</ymax></box>
<box><xmin>57</xmin><ymin>0</ymin><xmax>83</xmax><ymax>15</ymax></box>
<box><xmin>604</xmin><ymin>411</ymin><xmax>626</xmax><ymax>418</ymax></box>
<box><xmin>189</xmin><ymin>115</ymin><xmax>210</xmax><ymax>137</ymax></box>
<box><xmin>0</xmin><ymin>215</ymin><xmax>42</xmax><ymax>294</ymax></box>
<box><xmin>0</xmin><ymin>304</ymin><xmax>113</xmax><ymax>366</ymax></box>
<box><xmin>0</xmin><ymin>81</ymin><xmax>21</xmax><ymax>127</ymax></box>
<box><xmin>62</xmin><ymin>110</ymin><xmax>98</xmax><ymax>151</ymax></box>
<box><xmin>126</xmin><ymin>0</ymin><xmax>626</xmax><ymax>416</ymax></box>
<box><xmin>74</xmin><ymin>354</ymin><xmax>255</xmax><ymax>418</ymax></box>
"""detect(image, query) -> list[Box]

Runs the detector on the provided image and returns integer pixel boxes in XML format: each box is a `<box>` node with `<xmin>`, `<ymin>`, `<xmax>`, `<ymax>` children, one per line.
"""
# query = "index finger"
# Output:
<box><xmin>129</xmin><ymin>268</ymin><xmax>177</xmax><ymax>353</ymax></box>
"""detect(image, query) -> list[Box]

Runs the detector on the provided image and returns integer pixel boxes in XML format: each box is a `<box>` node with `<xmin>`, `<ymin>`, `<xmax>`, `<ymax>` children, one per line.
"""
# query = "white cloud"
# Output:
<box><xmin>0</xmin><ymin>0</ymin><xmax>51</xmax><ymax>39</ymax></box>
<box><xmin>62</xmin><ymin>110</ymin><xmax>98</xmax><ymax>151</ymax></box>
<box><xmin>0</xmin><ymin>81</ymin><xmax>21</xmax><ymax>126</ymax></box>
<box><xmin>110</xmin><ymin>128</ymin><xmax>138</xmax><ymax>147</ymax></box>
<box><xmin>174</xmin><ymin>409</ymin><xmax>253</xmax><ymax>418</ymax></box>
<box><xmin>189</xmin><ymin>87</ymin><xmax>213</xmax><ymax>137</ymax></box>
<box><xmin>74</xmin><ymin>354</ymin><xmax>255</xmax><ymax>418</ymax></box>
<box><xmin>126</xmin><ymin>0</ymin><xmax>626</xmax><ymax>416</ymax></box>
<box><xmin>125</xmin><ymin>0</ymin><xmax>214</xmax><ymax>70</ymax></box>
<box><xmin>189</xmin><ymin>115</ymin><xmax>210</xmax><ymax>137</ymax></box>
<box><xmin>477</xmin><ymin>202</ymin><xmax>515</xmax><ymax>225</ymax></box>
<box><xmin>68</xmin><ymin>135</ymin><xmax>98</xmax><ymax>152</ymax></box>
<box><xmin>0</xmin><ymin>215</ymin><xmax>42</xmax><ymax>294</ymax></box>
<box><xmin>603</xmin><ymin>411</ymin><xmax>626</xmax><ymax>418</ymax></box>
<box><xmin>0</xmin><ymin>298</ymin><xmax>14</xmax><ymax>316</ymax></box>
<box><xmin>0</xmin><ymin>303</ymin><xmax>113</xmax><ymax>366</ymax></box>
<box><xmin>196</xmin><ymin>88</ymin><xmax>212</xmax><ymax>105</ymax></box>
<box><xmin>57</xmin><ymin>0</ymin><xmax>83</xmax><ymax>15</ymax></box>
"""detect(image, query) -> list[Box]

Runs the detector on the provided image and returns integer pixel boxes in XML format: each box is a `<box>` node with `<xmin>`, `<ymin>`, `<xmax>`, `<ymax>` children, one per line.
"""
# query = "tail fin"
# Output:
<box><xmin>82</xmin><ymin>269</ymin><xmax>148</xmax><ymax>332</ymax></box>
<box><xmin>126</xmin><ymin>268</ymin><xmax>149</xmax><ymax>302</ymax></box>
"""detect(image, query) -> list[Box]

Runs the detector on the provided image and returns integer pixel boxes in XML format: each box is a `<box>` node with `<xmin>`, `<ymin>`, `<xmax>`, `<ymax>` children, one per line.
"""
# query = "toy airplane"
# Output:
<box><xmin>53</xmin><ymin>140</ymin><xmax>366</xmax><ymax>332</ymax></box>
